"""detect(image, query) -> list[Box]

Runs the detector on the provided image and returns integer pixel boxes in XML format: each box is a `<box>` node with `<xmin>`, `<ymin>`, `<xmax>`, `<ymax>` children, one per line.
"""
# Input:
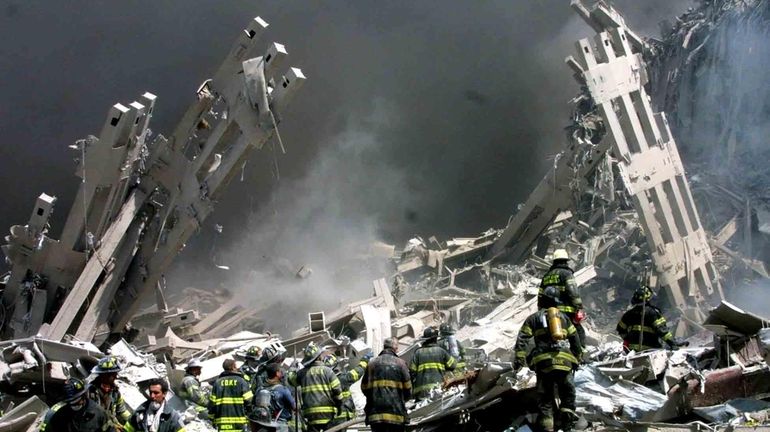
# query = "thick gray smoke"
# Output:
<box><xmin>727</xmin><ymin>278</ymin><xmax>770</xmax><ymax>317</ymax></box>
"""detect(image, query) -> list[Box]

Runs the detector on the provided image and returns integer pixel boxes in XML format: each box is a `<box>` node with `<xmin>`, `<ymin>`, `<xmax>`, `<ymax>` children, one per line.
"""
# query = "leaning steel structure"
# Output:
<box><xmin>1</xmin><ymin>16</ymin><xmax>305</xmax><ymax>343</ymax></box>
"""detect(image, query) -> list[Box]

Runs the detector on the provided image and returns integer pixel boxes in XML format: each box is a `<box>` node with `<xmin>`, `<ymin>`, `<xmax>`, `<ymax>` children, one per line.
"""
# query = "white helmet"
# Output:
<box><xmin>186</xmin><ymin>358</ymin><xmax>204</xmax><ymax>369</ymax></box>
<box><xmin>553</xmin><ymin>249</ymin><xmax>569</xmax><ymax>261</ymax></box>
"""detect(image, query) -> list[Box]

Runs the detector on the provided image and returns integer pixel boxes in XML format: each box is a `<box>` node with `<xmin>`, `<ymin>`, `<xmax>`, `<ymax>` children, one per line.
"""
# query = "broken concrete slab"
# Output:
<box><xmin>0</xmin><ymin>395</ymin><xmax>47</xmax><ymax>431</ymax></box>
<box><xmin>704</xmin><ymin>301</ymin><xmax>770</xmax><ymax>336</ymax></box>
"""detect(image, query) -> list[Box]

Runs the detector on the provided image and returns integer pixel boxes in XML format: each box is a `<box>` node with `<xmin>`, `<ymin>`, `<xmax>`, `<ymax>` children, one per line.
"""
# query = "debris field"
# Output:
<box><xmin>1</xmin><ymin>1</ymin><xmax>770</xmax><ymax>431</ymax></box>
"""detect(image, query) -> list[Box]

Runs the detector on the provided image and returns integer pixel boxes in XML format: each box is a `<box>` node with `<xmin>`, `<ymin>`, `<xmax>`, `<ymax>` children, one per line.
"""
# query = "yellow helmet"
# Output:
<box><xmin>322</xmin><ymin>353</ymin><xmax>338</xmax><ymax>368</ymax></box>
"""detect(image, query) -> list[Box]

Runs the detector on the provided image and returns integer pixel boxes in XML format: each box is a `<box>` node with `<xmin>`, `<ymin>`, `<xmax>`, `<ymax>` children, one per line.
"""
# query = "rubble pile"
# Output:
<box><xmin>389</xmin><ymin>137</ymin><xmax>653</xmax><ymax>345</ymax></box>
<box><xmin>399</xmin><ymin>300</ymin><xmax>770</xmax><ymax>431</ymax></box>
<box><xmin>126</xmin><ymin>286</ymin><xmax>268</xmax><ymax>363</ymax></box>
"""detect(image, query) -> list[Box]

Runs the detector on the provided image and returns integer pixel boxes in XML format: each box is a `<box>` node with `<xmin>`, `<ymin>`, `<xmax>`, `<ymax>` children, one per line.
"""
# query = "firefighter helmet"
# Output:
<box><xmin>262</xmin><ymin>346</ymin><xmax>285</xmax><ymax>363</ymax></box>
<box><xmin>261</xmin><ymin>347</ymin><xmax>276</xmax><ymax>361</ymax></box>
<box><xmin>322</xmin><ymin>353</ymin><xmax>338</xmax><ymax>368</ymax></box>
<box><xmin>422</xmin><ymin>326</ymin><xmax>439</xmax><ymax>340</ymax></box>
<box><xmin>64</xmin><ymin>378</ymin><xmax>88</xmax><ymax>402</ymax></box>
<box><xmin>302</xmin><ymin>343</ymin><xmax>322</xmax><ymax>365</ymax></box>
<box><xmin>553</xmin><ymin>249</ymin><xmax>569</xmax><ymax>261</ymax></box>
<box><xmin>186</xmin><ymin>358</ymin><xmax>204</xmax><ymax>370</ymax></box>
<box><xmin>439</xmin><ymin>323</ymin><xmax>454</xmax><ymax>336</ymax></box>
<box><xmin>245</xmin><ymin>345</ymin><xmax>262</xmax><ymax>360</ymax></box>
<box><xmin>632</xmin><ymin>285</ymin><xmax>654</xmax><ymax>304</ymax></box>
<box><xmin>92</xmin><ymin>356</ymin><xmax>121</xmax><ymax>374</ymax></box>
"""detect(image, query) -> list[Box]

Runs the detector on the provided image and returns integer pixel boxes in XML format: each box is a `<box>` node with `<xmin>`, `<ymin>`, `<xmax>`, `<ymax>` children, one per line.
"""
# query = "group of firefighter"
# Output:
<box><xmin>515</xmin><ymin>249</ymin><xmax>686</xmax><ymax>432</ymax></box>
<box><xmin>41</xmin><ymin>249</ymin><xmax>684</xmax><ymax>432</ymax></box>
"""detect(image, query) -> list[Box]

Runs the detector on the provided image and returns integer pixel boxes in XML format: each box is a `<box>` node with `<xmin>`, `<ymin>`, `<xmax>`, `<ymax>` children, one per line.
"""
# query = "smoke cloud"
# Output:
<box><xmin>727</xmin><ymin>278</ymin><xmax>770</xmax><ymax>318</ymax></box>
<box><xmin>168</xmin><ymin>100</ymin><xmax>414</xmax><ymax>333</ymax></box>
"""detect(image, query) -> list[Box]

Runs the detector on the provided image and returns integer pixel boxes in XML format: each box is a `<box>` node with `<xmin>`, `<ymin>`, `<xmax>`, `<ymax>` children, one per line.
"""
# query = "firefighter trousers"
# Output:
<box><xmin>536</xmin><ymin>369</ymin><xmax>576</xmax><ymax>432</ymax></box>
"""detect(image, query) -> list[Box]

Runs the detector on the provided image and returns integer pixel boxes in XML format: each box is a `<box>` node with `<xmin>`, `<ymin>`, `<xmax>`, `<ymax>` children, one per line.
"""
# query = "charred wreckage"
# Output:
<box><xmin>1</xmin><ymin>1</ymin><xmax>770</xmax><ymax>431</ymax></box>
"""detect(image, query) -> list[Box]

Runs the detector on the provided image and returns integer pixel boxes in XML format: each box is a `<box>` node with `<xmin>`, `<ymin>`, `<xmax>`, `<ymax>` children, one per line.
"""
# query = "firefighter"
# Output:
<box><xmin>41</xmin><ymin>377</ymin><xmax>114</xmax><ymax>432</ymax></box>
<box><xmin>179</xmin><ymin>358</ymin><xmax>208</xmax><ymax>417</ymax></box>
<box><xmin>249</xmin><ymin>363</ymin><xmax>295</xmax><ymax>432</ymax></box>
<box><xmin>409</xmin><ymin>327</ymin><xmax>455</xmax><ymax>400</ymax></box>
<box><xmin>241</xmin><ymin>346</ymin><xmax>262</xmax><ymax>388</ymax></box>
<box><xmin>251</xmin><ymin>346</ymin><xmax>286</xmax><ymax>392</ymax></box>
<box><xmin>325</xmin><ymin>351</ymin><xmax>372</xmax><ymax>430</ymax></box>
<box><xmin>438</xmin><ymin>323</ymin><xmax>466</xmax><ymax>371</ymax></box>
<box><xmin>209</xmin><ymin>358</ymin><xmax>254</xmax><ymax>431</ymax></box>
<box><xmin>291</xmin><ymin>343</ymin><xmax>343</xmax><ymax>432</ymax></box>
<box><xmin>124</xmin><ymin>378</ymin><xmax>185</xmax><ymax>432</ymax></box>
<box><xmin>361</xmin><ymin>337</ymin><xmax>411</xmax><ymax>432</ymax></box>
<box><xmin>617</xmin><ymin>286</ymin><xmax>686</xmax><ymax>351</ymax></box>
<box><xmin>88</xmin><ymin>356</ymin><xmax>131</xmax><ymax>429</ymax></box>
<box><xmin>514</xmin><ymin>286</ymin><xmax>583</xmax><ymax>432</ymax></box>
<box><xmin>539</xmin><ymin>249</ymin><xmax>586</xmax><ymax>346</ymax></box>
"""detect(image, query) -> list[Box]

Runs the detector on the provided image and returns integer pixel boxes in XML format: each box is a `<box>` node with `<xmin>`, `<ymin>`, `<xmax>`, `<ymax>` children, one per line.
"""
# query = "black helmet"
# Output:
<box><xmin>301</xmin><ymin>343</ymin><xmax>323</xmax><ymax>366</ymax></box>
<box><xmin>248</xmin><ymin>404</ymin><xmax>280</xmax><ymax>428</ymax></box>
<box><xmin>439</xmin><ymin>323</ymin><xmax>454</xmax><ymax>336</ymax></box>
<box><xmin>260</xmin><ymin>347</ymin><xmax>277</xmax><ymax>362</ymax></box>
<box><xmin>260</xmin><ymin>346</ymin><xmax>284</xmax><ymax>364</ymax></box>
<box><xmin>540</xmin><ymin>286</ymin><xmax>561</xmax><ymax>308</ymax></box>
<box><xmin>244</xmin><ymin>346</ymin><xmax>262</xmax><ymax>360</ymax></box>
<box><xmin>92</xmin><ymin>356</ymin><xmax>121</xmax><ymax>375</ymax></box>
<box><xmin>422</xmin><ymin>326</ymin><xmax>439</xmax><ymax>340</ymax></box>
<box><xmin>632</xmin><ymin>286</ymin><xmax>654</xmax><ymax>304</ymax></box>
<box><xmin>64</xmin><ymin>378</ymin><xmax>88</xmax><ymax>402</ymax></box>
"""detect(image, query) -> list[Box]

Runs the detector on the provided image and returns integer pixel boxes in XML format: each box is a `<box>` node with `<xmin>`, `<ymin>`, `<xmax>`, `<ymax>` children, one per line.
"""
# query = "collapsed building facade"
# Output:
<box><xmin>1</xmin><ymin>1</ymin><xmax>770</xmax><ymax>431</ymax></box>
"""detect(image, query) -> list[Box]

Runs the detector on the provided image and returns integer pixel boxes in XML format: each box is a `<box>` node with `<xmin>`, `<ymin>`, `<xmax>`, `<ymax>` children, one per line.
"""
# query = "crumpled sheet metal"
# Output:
<box><xmin>693</xmin><ymin>398</ymin><xmax>770</xmax><ymax>424</ymax></box>
<box><xmin>408</xmin><ymin>364</ymin><xmax>530</xmax><ymax>427</ymax></box>
<box><xmin>470</xmin><ymin>362</ymin><xmax>514</xmax><ymax>397</ymax></box>
<box><xmin>206</xmin><ymin>331</ymin><xmax>266</xmax><ymax>353</ymax></box>
<box><xmin>455</xmin><ymin>295</ymin><xmax>538</xmax><ymax>360</ymax></box>
<box><xmin>575</xmin><ymin>365</ymin><xmax>668</xmax><ymax>421</ymax></box>
<box><xmin>408</xmin><ymin>385</ymin><xmax>468</xmax><ymax>423</ymax></box>
<box><xmin>704</xmin><ymin>302</ymin><xmax>770</xmax><ymax>336</ymax></box>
